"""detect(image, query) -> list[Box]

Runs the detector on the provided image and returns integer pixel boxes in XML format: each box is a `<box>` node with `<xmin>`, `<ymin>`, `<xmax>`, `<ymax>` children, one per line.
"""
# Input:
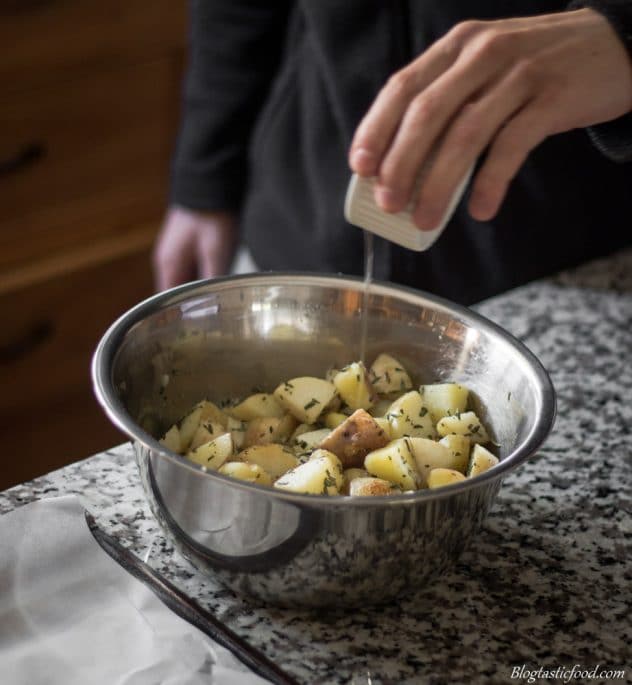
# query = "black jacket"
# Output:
<box><xmin>171</xmin><ymin>0</ymin><xmax>632</xmax><ymax>304</ymax></box>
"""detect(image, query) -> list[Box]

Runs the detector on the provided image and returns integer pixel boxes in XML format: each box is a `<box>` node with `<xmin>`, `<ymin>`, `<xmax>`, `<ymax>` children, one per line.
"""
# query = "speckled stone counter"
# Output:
<box><xmin>2</xmin><ymin>250</ymin><xmax>631</xmax><ymax>685</ymax></box>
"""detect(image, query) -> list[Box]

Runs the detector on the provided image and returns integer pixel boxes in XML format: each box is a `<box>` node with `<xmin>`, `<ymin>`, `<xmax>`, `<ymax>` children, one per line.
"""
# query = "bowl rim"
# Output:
<box><xmin>92</xmin><ymin>271</ymin><xmax>556</xmax><ymax>505</ymax></box>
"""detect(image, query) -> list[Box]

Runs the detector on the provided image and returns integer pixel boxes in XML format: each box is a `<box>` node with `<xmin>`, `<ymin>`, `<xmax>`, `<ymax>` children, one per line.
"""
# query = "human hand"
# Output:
<box><xmin>349</xmin><ymin>9</ymin><xmax>632</xmax><ymax>227</ymax></box>
<box><xmin>152</xmin><ymin>207</ymin><xmax>238</xmax><ymax>291</ymax></box>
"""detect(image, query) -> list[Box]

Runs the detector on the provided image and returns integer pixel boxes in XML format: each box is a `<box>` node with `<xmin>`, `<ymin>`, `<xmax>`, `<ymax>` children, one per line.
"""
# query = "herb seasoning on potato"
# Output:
<box><xmin>159</xmin><ymin>355</ymin><xmax>496</xmax><ymax>496</ymax></box>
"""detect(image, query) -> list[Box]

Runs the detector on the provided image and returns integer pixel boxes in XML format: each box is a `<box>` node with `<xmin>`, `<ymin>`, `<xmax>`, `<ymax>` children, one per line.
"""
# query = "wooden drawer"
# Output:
<box><xmin>0</xmin><ymin>0</ymin><xmax>187</xmax><ymax>95</ymax></box>
<box><xmin>0</xmin><ymin>58</ymin><xmax>180</xmax><ymax>273</ymax></box>
<box><xmin>0</xmin><ymin>234</ymin><xmax>155</xmax><ymax>490</ymax></box>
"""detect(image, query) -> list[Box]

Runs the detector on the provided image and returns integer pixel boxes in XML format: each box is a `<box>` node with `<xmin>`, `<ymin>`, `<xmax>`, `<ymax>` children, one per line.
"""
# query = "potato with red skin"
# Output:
<box><xmin>319</xmin><ymin>409</ymin><xmax>389</xmax><ymax>468</ymax></box>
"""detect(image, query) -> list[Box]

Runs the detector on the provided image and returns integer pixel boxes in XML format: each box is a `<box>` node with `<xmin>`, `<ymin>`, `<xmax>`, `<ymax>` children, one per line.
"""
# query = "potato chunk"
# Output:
<box><xmin>342</xmin><ymin>467</ymin><xmax>369</xmax><ymax>494</ymax></box>
<box><xmin>243</xmin><ymin>417</ymin><xmax>282</xmax><ymax>448</ymax></box>
<box><xmin>293</xmin><ymin>428</ymin><xmax>332</xmax><ymax>453</ymax></box>
<box><xmin>159</xmin><ymin>425</ymin><xmax>182</xmax><ymax>453</ymax></box>
<box><xmin>333</xmin><ymin>362</ymin><xmax>376</xmax><ymax>411</ymax></box>
<box><xmin>468</xmin><ymin>444</ymin><xmax>499</xmax><ymax>477</ymax></box>
<box><xmin>186</xmin><ymin>433</ymin><xmax>234</xmax><ymax>470</ymax></box>
<box><xmin>319</xmin><ymin>409</ymin><xmax>389</xmax><ymax>468</ymax></box>
<box><xmin>438</xmin><ymin>434</ymin><xmax>471</xmax><ymax>473</ymax></box>
<box><xmin>364</xmin><ymin>438</ymin><xmax>419</xmax><ymax>490</ymax></box>
<box><xmin>436</xmin><ymin>411</ymin><xmax>490</xmax><ymax>444</ymax></box>
<box><xmin>227</xmin><ymin>393</ymin><xmax>285</xmax><ymax>421</ymax></box>
<box><xmin>419</xmin><ymin>383</ymin><xmax>469</xmax><ymax>422</ymax></box>
<box><xmin>386</xmin><ymin>391</ymin><xmax>436</xmax><ymax>440</ymax></box>
<box><xmin>274</xmin><ymin>450</ymin><xmax>344</xmax><ymax>495</ymax></box>
<box><xmin>219</xmin><ymin>461</ymin><xmax>273</xmax><ymax>486</ymax></box>
<box><xmin>190</xmin><ymin>420</ymin><xmax>225</xmax><ymax>450</ymax></box>
<box><xmin>198</xmin><ymin>400</ymin><xmax>229</xmax><ymax>427</ymax></box>
<box><xmin>323</xmin><ymin>412</ymin><xmax>348</xmax><ymax>429</ymax></box>
<box><xmin>427</xmin><ymin>468</ymin><xmax>466</xmax><ymax>489</ymax></box>
<box><xmin>349</xmin><ymin>477</ymin><xmax>394</xmax><ymax>497</ymax></box>
<box><xmin>178</xmin><ymin>403</ymin><xmax>204</xmax><ymax>451</ymax></box>
<box><xmin>238</xmin><ymin>443</ymin><xmax>298</xmax><ymax>479</ymax></box>
<box><xmin>407</xmin><ymin>437</ymin><xmax>463</xmax><ymax>486</ymax></box>
<box><xmin>243</xmin><ymin>414</ymin><xmax>298</xmax><ymax>448</ymax></box>
<box><xmin>226</xmin><ymin>417</ymin><xmax>247</xmax><ymax>450</ymax></box>
<box><xmin>273</xmin><ymin>377</ymin><xmax>337</xmax><ymax>424</ymax></box>
<box><xmin>369</xmin><ymin>354</ymin><xmax>413</xmax><ymax>395</ymax></box>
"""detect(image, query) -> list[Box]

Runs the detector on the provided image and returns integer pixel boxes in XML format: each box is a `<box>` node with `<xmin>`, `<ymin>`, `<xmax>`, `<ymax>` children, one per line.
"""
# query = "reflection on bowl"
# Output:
<box><xmin>92</xmin><ymin>273</ymin><xmax>555</xmax><ymax>608</ymax></box>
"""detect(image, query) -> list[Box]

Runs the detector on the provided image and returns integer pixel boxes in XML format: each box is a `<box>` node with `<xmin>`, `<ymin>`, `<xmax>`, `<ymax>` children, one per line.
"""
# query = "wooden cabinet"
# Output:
<box><xmin>1</xmin><ymin>1</ymin><xmax>187</xmax><ymax>489</ymax></box>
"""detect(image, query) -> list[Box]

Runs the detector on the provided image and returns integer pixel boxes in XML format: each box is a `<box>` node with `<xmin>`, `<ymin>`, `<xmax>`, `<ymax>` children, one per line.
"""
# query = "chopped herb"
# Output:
<box><xmin>394</xmin><ymin>367</ymin><xmax>404</xmax><ymax>372</ymax></box>
<box><xmin>419</xmin><ymin>407</ymin><xmax>428</xmax><ymax>417</ymax></box>
<box><xmin>304</xmin><ymin>398</ymin><xmax>321</xmax><ymax>410</ymax></box>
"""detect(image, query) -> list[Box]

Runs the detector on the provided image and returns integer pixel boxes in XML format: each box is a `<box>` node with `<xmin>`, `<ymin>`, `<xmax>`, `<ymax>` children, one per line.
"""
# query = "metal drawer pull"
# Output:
<box><xmin>0</xmin><ymin>142</ymin><xmax>46</xmax><ymax>177</ymax></box>
<box><xmin>0</xmin><ymin>320</ymin><xmax>54</xmax><ymax>363</ymax></box>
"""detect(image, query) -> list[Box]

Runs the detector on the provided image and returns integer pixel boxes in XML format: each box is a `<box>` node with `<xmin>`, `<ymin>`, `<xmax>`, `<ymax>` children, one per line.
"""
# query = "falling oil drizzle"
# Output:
<box><xmin>359</xmin><ymin>230</ymin><xmax>374</xmax><ymax>364</ymax></box>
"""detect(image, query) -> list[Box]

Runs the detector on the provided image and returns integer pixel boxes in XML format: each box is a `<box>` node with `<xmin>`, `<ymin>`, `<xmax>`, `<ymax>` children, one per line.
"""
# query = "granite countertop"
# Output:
<box><xmin>2</xmin><ymin>250</ymin><xmax>631</xmax><ymax>685</ymax></box>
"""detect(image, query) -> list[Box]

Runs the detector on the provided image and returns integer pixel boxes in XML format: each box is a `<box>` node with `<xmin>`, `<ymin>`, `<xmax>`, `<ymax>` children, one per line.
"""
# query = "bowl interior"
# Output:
<box><xmin>101</xmin><ymin>273</ymin><xmax>553</xmax><ymax>467</ymax></box>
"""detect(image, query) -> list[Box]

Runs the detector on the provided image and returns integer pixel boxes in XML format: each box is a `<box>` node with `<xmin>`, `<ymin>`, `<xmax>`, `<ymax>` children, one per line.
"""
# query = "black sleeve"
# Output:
<box><xmin>170</xmin><ymin>1</ymin><xmax>292</xmax><ymax>211</ymax></box>
<box><xmin>568</xmin><ymin>0</ymin><xmax>632</xmax><ymax>162</ymax></box>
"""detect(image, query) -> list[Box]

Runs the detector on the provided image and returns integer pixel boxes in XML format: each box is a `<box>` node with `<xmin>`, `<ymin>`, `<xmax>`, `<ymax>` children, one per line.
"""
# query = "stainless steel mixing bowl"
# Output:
<box><xmin>92</xmin><ymin>273</ymin><xmax>555</xmax><ymax>608</ymax></box>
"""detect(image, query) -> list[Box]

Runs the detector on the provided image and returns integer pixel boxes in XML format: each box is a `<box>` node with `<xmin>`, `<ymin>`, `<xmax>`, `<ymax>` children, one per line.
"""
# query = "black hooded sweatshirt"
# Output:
<box><xmin>170</xmin><ymin>0</ymin><xmax>632</xmax><ymax>305</ymax></box>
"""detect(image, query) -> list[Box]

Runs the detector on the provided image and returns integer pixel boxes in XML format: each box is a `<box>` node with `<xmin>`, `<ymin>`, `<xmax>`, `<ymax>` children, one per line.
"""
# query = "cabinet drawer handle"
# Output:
<box><xmin>0</xmin><ymin>142</ymin><xmax>46</xmax><ymax>177</ymax></box>
<box><xmin>0</xmin><ymin>320</ymin><xmax>54</xmax><ymax>363</ymax></box>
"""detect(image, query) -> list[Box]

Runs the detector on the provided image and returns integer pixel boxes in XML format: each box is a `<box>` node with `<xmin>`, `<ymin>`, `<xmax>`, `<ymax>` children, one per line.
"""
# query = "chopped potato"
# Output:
<box><xmin>242</xmin><ymin>414</ymin><xmax>297</xmax><ymax>448</ymax></box>
<box><xmin>324</xmin><ymin>412</ymin><xmax>348</xmax><ymax>429</ymax></box>
<box><xmin>293</xmin><ymin>428</ymin><xmax>332</xmax><ymax>453</ymax></box>
<box><xmin>407</xmin><ymin>437</ymin><xmax>463</xmax><ymax>486</ymax></box>
<box><xmin>238</xmin><ymin>443</ymin><xmax>298</xmax><ymax>479</ymax></box>
<box><xmin>438</xmin><ymin>434</ymin><xmax>471</xmax><ymax>473</ymax></box>
<box><xmin>186</xmin><ymin>433</ymin><xmax>234</xmax><ymax>470</ymax></box>
<box><xmin>227</xmin><ymin>393</ymin><xmax>285</xmax><ymax>421</ymax></box>
<box><xmin>364</xmin><ymin>438</ymin><xmax>419</xmax><ymax>490</ymax></box>
<box><xmin>325</xmin><ymin>368</ymin><xmax>339</xmax><ymax>384</ymax></box>
<box><xmin>226</xmin><ymin>417</ymin><xmax>247</xmax><ymax>449</ymax></box>
<box><xmin>178</xmin><ymin>403</ymin><xmax>205</xmax><ymax>451</ymax></box>
<box><xmin>342</xmin><ymin>467</ymin><xmax>369</xmax><ymax>494</ymax></box>
<box><xmin>274</xmin><ymin>450</ymin><xmax>343</xmax><ymax>495</ymax></box>
<box><xmin>198</xmin><ymin>400</ymin><xmax>229</xmax><ymax>428</ymax></box>
<box><xmin>159</xmin><ymin>425</ymin><xmax>182</xmax><ymax>453</ymax></box>
<box><xmin>386</xmin><ymin>391</ymin><xmax>436</xmax><ymax>440</ymax></box>
<box><xmin>349</xmin><ymin>477</ymin><xmax>394</xmax><ymax>497</ymax></box>
<box><xmin>165</xmin><ymin>354</ymin><xmax>495</xmax><ymax>496</ymax></box>
<box><xmin>468</xmin><ymin>444</ymin><xmax>499</xmax><ymax>477</ymax></box>
<box><xmin>190</xmin><ymin>420</ymin><xmax>225</xmax><ymax>450</ymax></box>
<box><xmin>419</xmin><ymin>383</ymin><xmax>469</xmax><ymax>422</ymax></box>
<box><xmin>273</xmin><ymin>377</ymin><xmax>337</xmax><ymax>424</ymax></box>
<box><xmin>290</xmin><ymin>423</ymin><xmax>315</xmax><ymax>442</ymax></box>
<box><xmin>333</xmin><ymin>362</ymin><xmax>376</xmax><ymax>411</ymax></box>
<box><xmin>427</xmin><ymin>468</ymin><xmax>467</xmax><ymax>489</ymax></box>
<box><xmin>243</xmin><ymin>417</ymin><xmax>283</xmax><ymax>448</ymax></box>
<box><xmin>319</xmin><ymin>409</ymin><xmax>389</xmax><ymax>468</ymax></box>
<box><xmin>436</xmin><ymin>411</ymin><xmax>490</xmax><ymax>444</ymax></box>
<box><xmin>275</xmin><ymin>414</ymin><xmax>299</xmax><ymax>441</ymax></box>
<box><xmin>369</xmin><ymin>398</ymin><xmax>393</xmax><ymax>417</ymax></box>
<box><xmin>370</xmin><ymin>354</ymin><xmax>413</xmax><ymax>395</ymax></box>
<box><xmin>219</xmin><ymin>461</ymin><xmax>273</xmax><ymax>486</ymax></box>
<box><xmin>373</xmin><ymin>417</ymin><xmax>392</xmax><ymax>439</ymax></box>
